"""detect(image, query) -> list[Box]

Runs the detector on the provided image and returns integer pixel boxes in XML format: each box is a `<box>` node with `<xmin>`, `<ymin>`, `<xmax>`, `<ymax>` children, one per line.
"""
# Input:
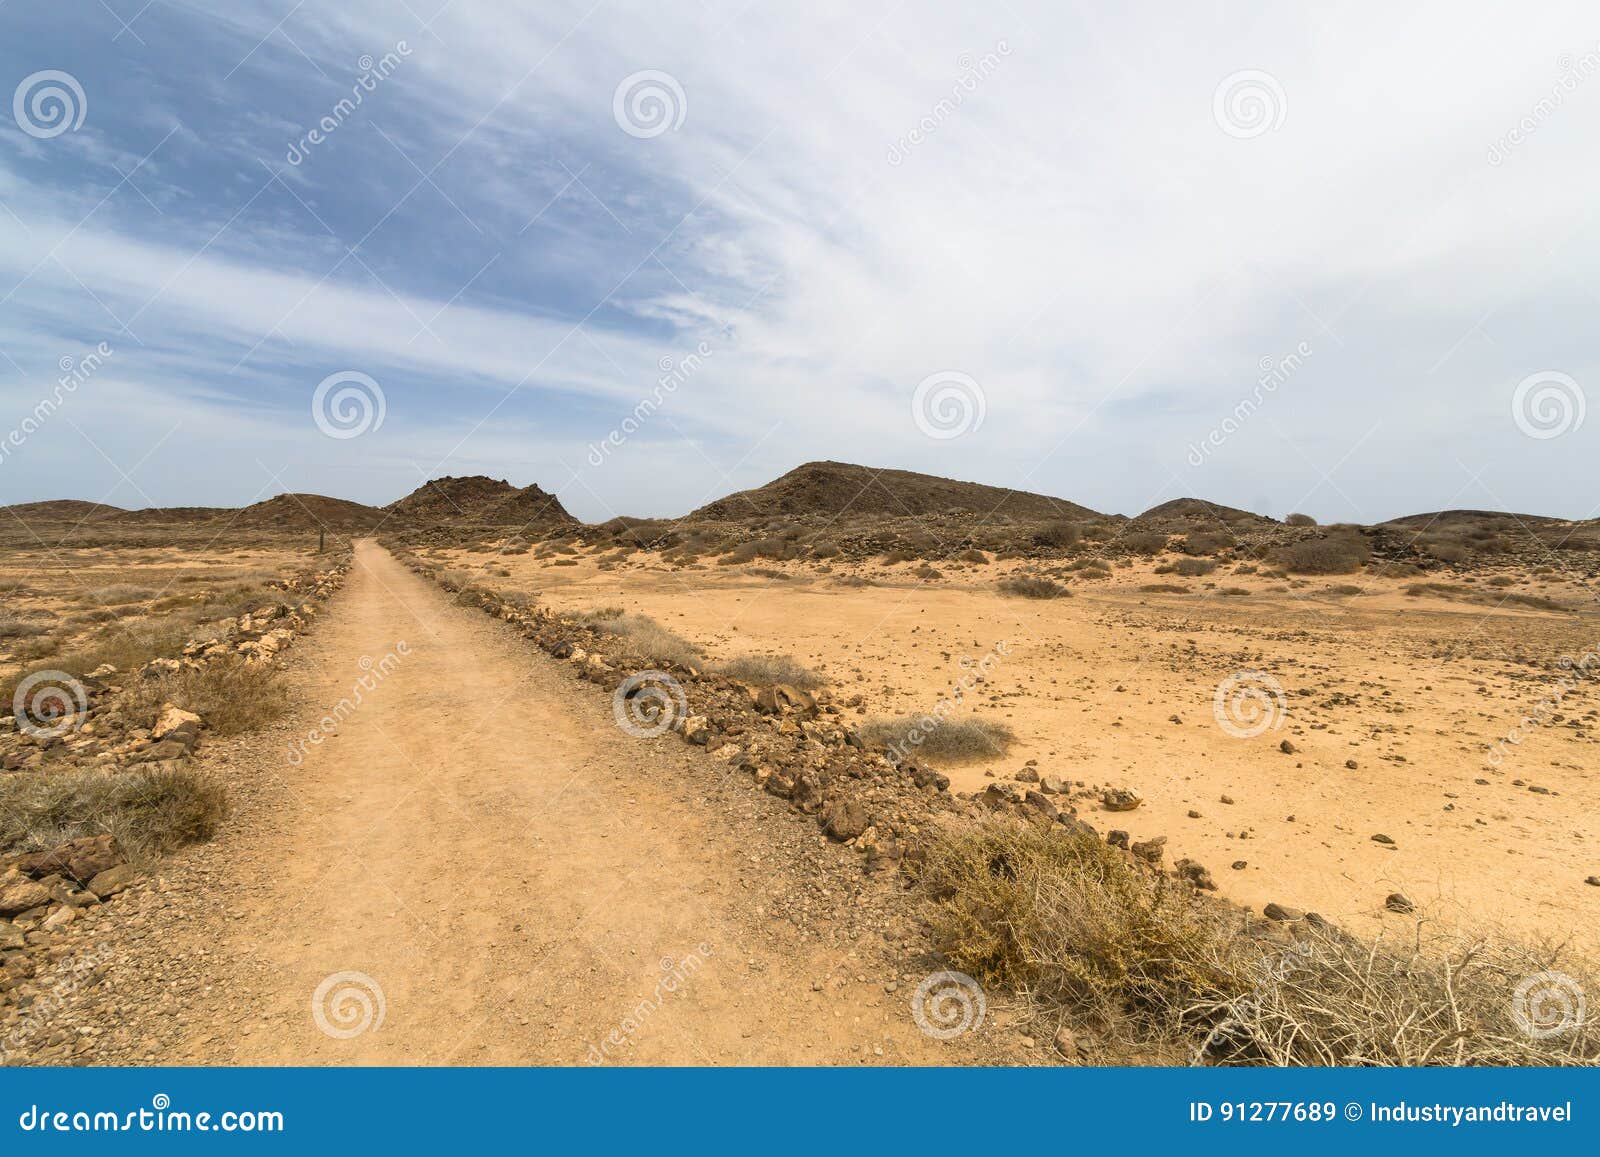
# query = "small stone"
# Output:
<box><xmin>1371</xmin><ymin>833</ymin><xmax>1395</xmax><ymax>846</ymax></box>
<box><xmin>1186</xmin><ymin>809</ymin><xmax>1201</xmax><ymax>819</ymax></box>
<box><xmin>1263</xmin><ymin>902</ymin><xmax>1303</xmax><ymax>922</ymax></box>
<box><xmin>1384</xmin><ymin>893</ymin><xmax>1415</xmax><ymax>914</ymax></box>
<box><xmin>1219</xmin><ymin>794</ymin><xmax>1235</xmax><ymax>805</ymax></box>
<box><xmin>1101</xmin><ymin>788</ymin><xmax>1141</xmax><ymax>812</ymax></box>
<box><xmin>1345</xmin><ymin>759</ymin><xmax>1358</xmax><ymax>769</ymax></box>
<box><xmin>1278</xmin><ymin>739</ymin><xmax>1296</xmax><ymax>754</ymax></box>
<box><xmin>1231</xmin><ymin>860</ymin><xmax>1248</xmax><ymax>870</ymax></box>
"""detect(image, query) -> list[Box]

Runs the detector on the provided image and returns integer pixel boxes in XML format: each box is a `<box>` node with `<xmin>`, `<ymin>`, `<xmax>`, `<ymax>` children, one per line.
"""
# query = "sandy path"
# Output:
<box><xmin>170</xmin><ymin>540</ymin><xmax>953</xmax><ymax>1065</ymax></box>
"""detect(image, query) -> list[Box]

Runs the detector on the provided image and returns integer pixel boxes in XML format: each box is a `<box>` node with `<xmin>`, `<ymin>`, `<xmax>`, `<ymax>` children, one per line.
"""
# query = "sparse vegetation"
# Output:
<box><xmin>998</xmin><ymin>575</ymin><xmax>1069</xmax><ymax>599</ymax></box>
<box><xmin>719</xmin><ymin>653</ymin><xmax>821</xmax><ymax>688</ymax></box>
<box><xmin>0</xmin><ymin>764</ymin><xmax>229</xmax><ymax>865</ymax></box>
<box><xmin>920</xmin><ymin>820</ymin><xmax>1600</xmax><ymax>1065</ymax></box>
<box><xmin>1285</xmin><ymin>513</ymin><xmax>1317</xmax><ymax>527</ymax></box>
<box><xmin>858</xmin><ymin>715</ymin><xmax>1015</xmax><ymax>762</ymax></box>
<box><xmin>585</xmin><ymin>612</ymin><xmax>703</xmax><ymax>665</ymax></box>
<box><xmin>118</xmin><ymin>656</ymin><xmax>290</xmax><ymax>737</ymax></box>
<box><xmin>1274</xmin><ymin>534</ymin><xmax>1370</xmax><ymax>575</ymax></box>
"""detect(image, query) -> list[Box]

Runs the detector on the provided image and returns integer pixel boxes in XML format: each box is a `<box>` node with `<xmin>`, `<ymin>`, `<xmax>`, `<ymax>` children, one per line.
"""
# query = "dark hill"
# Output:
<box><xmin>233</xmin><ymin>494</ymin><xmax>390</xmax><ymax>531</ymax></box>
<box><xmin>387</xmin><ymin>476</ymin><xmax>576</xmax><ymax>527</ymax></box>
<box><xmin>687</xmin><ymin>461</ymin><xmax>1099</xmax><ymax>522</ymax></box>
<box><xmin>1138</xmin><ymin>498</ymin><xmax>1272</xmax><ymax>524</ymax></box>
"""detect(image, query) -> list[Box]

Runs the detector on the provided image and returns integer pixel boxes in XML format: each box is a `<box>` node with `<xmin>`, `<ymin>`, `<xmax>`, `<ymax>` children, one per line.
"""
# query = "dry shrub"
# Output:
<box><xmin>998</xmin><ymin>575</ymin><xmax>1069</xmax><ymax>599</ymax></box>
<box><xmin>1139</xmin><ymin>583</ymin><xmax>1190</xmax><ymax>594</ymax></box>
<box><xmin>1285</xmin><ymin>512</ymin><xmax>1317</xmax><ymax>527</ymax></box>
<box><xmin>1275</xmin><ymin>535</ymin><xmax>1369</xmax><ymax>575</ymax></box>
<box><xmin>719</xmin><ymin>542</ymin><xmax>761</xmax><ymax>565</ymax></box>
<box><xmin>957</xmin><ymin>548</ymin><xmax>990</xmax><ymax>564</ymax></box>
<box><xmin>1181</xmin><ymin>532</ymin><xmax>1233</xmax><ymax>556</ymax></box>
<box><xmin>1034</xmin><ymin>521</ymin><xmax>1081</xmax><ymax>548</ymax></box>
<box><xmin>83</xmin><ymin>584</ymin><xmax>156</xmax><ymax>605</ymax></box>
<box><xmin>0</xmin><ymin>764</ymin><xmax>228</xmax><ymax>864</ymax></box>
<box><xmin>858</xmin><ymin>715</ymin><xmax>1014</xmax><ymax>762</ymax></box>
<box><xmin>921</xmin><ymin>820</ymin><xmax>1600</xmax><ymax>1065</ymax></box>
<box><xmin>1123</xmin><ymin>531</ymin><xmax>1168</xmax><ymax>555</ymax></box>
<box><xmin>118</xmin><ymin>655</ymin><xmax>289</xmax><ymax>737</ymax></box>
<box><xmin>0</xmin><ymin>614</ymin><xmax>55</xmax><ymax>640</ymax></box>
<box><xmin>1172</xmin><ymin>557</ymin><xmax>1217</xmax><ymax>577</ymax></box>
<box><xmin>881</xmin><ymin>548</ymin><xmax>916</xmax><ymax>565</ymax></box>
<box><xmin>719</xmin><ymin>653</ymin><xmax>820</xmax><ymax>688</ymax></box>
<box><xmin>811</xmin><ymin>541</ymin><xmax>841</xmax><ymax>559</ymax></box>
<box><xmin>10</xmin><ymin>619</ymin><xmax>195</xmax><ymax>701</ymax></box>
<box><xmin>587</xmin><ymin>612</ymin><xmax>702</xmax><ymax>666</ymax></box>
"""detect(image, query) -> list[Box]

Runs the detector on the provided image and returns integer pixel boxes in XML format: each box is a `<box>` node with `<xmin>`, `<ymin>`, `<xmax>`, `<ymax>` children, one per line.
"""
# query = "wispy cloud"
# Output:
<box><xmin>0</xmin><ymin>1</ymin><xmax>1596</xmax><ymax>520</ymax></box>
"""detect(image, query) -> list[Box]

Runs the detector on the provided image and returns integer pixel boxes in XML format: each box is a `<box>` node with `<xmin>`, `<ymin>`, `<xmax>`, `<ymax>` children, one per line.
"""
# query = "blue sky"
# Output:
<box><xmin>1</xmin><ymin>2</ymin><xmax>1596</xmax><ymax>522</ymax></box>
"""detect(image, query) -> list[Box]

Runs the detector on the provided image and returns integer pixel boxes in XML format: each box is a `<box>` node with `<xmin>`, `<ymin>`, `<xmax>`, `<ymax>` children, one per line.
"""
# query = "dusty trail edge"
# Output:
<box><xmin>104</xmin><ymin>539</ymin><xmax>1020</xmax><ymax>1065</ymax></box>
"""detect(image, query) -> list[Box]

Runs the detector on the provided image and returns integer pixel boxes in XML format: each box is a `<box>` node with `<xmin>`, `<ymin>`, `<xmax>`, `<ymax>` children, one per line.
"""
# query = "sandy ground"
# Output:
<box><xmin>131</xmin><ymin>540</ymin><xmax>992</xmax><ymax>1065</ymax></box>
<box><xmin>439</xmin><ymin>544</ymin><xmax>1600</xmax><ymax>955</ymax></box>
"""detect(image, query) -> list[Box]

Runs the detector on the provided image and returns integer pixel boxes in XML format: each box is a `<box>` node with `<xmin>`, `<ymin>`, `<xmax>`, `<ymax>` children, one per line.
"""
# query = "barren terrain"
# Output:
<box><xmin>428</xmin><ymin>539</ymin><xmax>1600</xmax><ymax>954</ymax></box>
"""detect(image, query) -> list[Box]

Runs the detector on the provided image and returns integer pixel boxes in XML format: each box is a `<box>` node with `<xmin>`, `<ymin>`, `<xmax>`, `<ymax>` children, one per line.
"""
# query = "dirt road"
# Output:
<box><xmin>130</xmin><ymin>539</ymin><xmax>971</xmax><ymax>1065</ymax></box>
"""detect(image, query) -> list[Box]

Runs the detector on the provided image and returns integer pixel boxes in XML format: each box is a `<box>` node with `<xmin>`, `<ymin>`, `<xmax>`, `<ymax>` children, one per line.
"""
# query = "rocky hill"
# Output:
<box><xmin>688</xmin><ymin>461</ymin><xmax>1100</xmax><ymax>523</ymax></box>
<box><xmin>1137</xmin><ymin>498</ymin><xmax>1273</xmax><ymax>525</ymax></box>
<box><xmin>0</xmin><ymin>500</ymin><xmax>125</xmax><ymax>521</ymax></box>
<box><xmin>232</xmin><ymin>494</ymin><xmax>391</xmax><ymax>531</ymax></box>
<box><xmin>386</xmin><ymin>476</ymin><xmax>577</xmax><ymax>528</ymax></box>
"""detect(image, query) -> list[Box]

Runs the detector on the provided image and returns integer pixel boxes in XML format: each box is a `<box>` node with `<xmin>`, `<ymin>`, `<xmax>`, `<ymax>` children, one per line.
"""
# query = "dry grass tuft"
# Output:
<box><xmin>998</xmin><ymin>575</ymin><xmax>1069</xmax><ymax>599</ymax></box>
<box><xmin>919</xmin><ymin>820</ymin><xmax>1600</xmax><ymax>1065</ymax></box>
<box><xmin>118</xmin><ymin>655</ymin><xmax>290</xmax><ymax>737</ymax></box>
<box><xmin>0</xmin><ymin>764</ymin><xmax>229</xmax><ymax>865</ymax></box>
<box><xmin>586</xmin><ymin>611</ymin><xmax>703</xmax><ymax>666</ymax></box>
<box><xmin>719</xmin><ymin>653</ymin><xmax>821</xmax><ymax>688</ymax></box>
<box><xmin>858</xmin><ymin>714</ymin><xmax>1015</xmax><ymax>762</ymax></box>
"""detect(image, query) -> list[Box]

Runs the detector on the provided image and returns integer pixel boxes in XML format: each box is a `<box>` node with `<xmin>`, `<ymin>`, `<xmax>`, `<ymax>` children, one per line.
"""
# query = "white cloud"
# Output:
<box><xmin>3</xmin><ymin>1</ymin><xmax>1598</xmax><ymax>520</ymax></box>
